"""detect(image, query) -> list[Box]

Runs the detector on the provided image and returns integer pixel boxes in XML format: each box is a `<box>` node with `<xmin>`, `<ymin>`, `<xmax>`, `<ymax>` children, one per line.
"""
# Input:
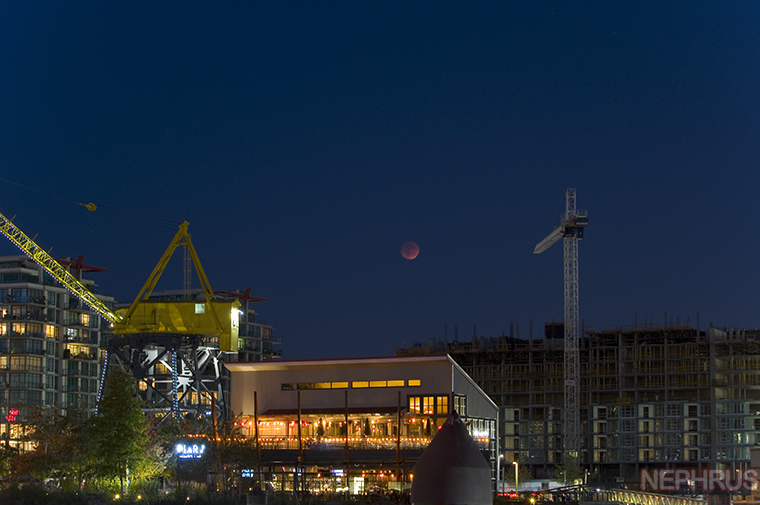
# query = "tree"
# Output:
<box><xmin>89</xmin><ymin>368</ymin><xmax>151</xmax><ymax>495</ymax></box>
<box><xmin>555</xmin><ymin>453</ymin><xmax>583</xmax><ymax>485</ymax></box>
<box><xmin>16</xmin><ymin>405</ymin><xmax>94</xmax><ymax>490</ymax></box>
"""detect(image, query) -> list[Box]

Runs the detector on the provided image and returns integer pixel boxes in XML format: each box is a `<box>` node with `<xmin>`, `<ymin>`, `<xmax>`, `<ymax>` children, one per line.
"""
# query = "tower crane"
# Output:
<box><xmin>0</xmin><ymin>211</ymin><xmax>242</xmax><ymax>425</ymax></box>
<box><xmin>533</xmin><ymin>188</ymin><xmax>588</xmax><ymax>460</ymax></box>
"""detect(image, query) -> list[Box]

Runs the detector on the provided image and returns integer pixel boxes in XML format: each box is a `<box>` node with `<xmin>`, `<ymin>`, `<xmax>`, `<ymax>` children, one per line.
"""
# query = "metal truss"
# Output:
<box><xmin>104</xmin><ymin>333</ymin><xmax>230</xmax><ymax>428</ymax></box>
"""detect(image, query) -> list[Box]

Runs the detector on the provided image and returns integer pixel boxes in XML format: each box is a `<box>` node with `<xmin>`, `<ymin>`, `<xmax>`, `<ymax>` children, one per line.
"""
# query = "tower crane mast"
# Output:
<box><xmin>534</xmin><ymin>188</ymin><xmax>588</xmax><ymax>460</ymax></box>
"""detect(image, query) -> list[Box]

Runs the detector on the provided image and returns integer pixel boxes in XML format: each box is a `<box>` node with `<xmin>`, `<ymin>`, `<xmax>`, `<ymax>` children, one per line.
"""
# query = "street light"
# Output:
<box><xmin>513</xmin><ymin>461</ymin><xmax>519</xmax><ymax>494</ymax></box>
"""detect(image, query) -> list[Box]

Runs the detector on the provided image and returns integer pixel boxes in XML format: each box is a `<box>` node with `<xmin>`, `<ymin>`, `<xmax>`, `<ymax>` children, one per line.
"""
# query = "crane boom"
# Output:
<box><xmin>0</xmin><ymin>211</ymin><xmax>119</xmax><ymax>324</ymax></box>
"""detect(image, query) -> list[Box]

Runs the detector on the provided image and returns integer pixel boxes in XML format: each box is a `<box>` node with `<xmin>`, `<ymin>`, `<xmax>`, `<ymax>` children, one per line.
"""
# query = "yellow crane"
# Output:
<box><xmin>0</xmin><ymin>212</ymin><xmax>241</xmax><ymax>352</ymax></box>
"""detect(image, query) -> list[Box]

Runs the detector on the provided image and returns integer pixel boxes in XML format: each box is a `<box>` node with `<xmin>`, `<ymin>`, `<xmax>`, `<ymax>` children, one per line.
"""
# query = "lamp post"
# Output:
<box><xmin>513</xmin><ymin>461</ymin><xmax>519</xmax><ymax>494</ymax></box>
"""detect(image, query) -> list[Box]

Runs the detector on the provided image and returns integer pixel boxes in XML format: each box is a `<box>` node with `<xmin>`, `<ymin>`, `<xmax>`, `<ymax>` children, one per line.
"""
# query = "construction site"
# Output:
<box><xmin>397</xmin><ymin>322</ymin><xmax>760</xmax><ymax>486</ymax></box>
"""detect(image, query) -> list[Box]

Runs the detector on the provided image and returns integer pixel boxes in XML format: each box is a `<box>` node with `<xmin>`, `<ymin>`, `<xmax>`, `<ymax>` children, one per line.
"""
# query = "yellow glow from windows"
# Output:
<box><xmin>423</xmin><ymin>396</ymin><xmax>434</xmax><ymax>415</ymax></box>
<box><xmin>370</xmin><ymin>381</ymin><xmax>386</xmax><ymax>388</ymax></box>
<box><xmin>331</xmin><ymin>382</ymin><xmax>348</xmax><ymax>388</ymax></box>
<box><xmin>45</xmin><ymin>325</ymin><xmax>56</xmax><ymax>338</ymax></box>
<box><xmin>81</xmin><ymin>314</ymin><xmax>90</xmax><ymax>326</ymax></box>
<box><xmin>408</xmin><ymin>379</ymin><xmax>421</xmax><ymax>386</ymax></box>
<box><xmin>409</xmin><ymin>397</ymin><xmax>421</xmax><ymax>414</ymax></box>
<box><xmin>314</xmin><ymin>382</ymin><xmax>331</xmax><ymax>389</ymax></box>
<box><xmin>387</xmin><ymin>380</ymin><xmax>404</xmax><ymax>387</ymax></box>
<box><xmin>352</xmin><ymin>381</ymin><xmax>369</xmax><ymax>388</ymax></box>
<box><xmin>437</xmin><ymin>396</ymin><xmax>449</xmax><ymax>415</ymax></box>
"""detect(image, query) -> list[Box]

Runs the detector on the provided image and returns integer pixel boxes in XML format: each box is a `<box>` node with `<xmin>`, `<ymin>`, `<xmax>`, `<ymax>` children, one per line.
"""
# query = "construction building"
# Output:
<box><xmin>225</xmin><ymin>355</ymin><xmax>499</xmax><ymax>496</ymax></box>
<box><xmin>397</xmin><ymin>323</ymin><xmax>760</xmax><ymax>489</ymax></box>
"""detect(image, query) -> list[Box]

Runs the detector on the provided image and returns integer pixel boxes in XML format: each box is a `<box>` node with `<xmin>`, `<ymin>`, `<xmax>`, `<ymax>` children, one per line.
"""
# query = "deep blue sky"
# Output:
<box><xmin>1</xmin><ymin>2</ymin><xmax>759</xmax><ymax>359</ymax></box>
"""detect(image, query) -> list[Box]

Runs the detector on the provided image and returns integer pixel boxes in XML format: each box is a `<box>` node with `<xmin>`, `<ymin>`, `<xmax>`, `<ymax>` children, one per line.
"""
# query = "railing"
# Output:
<box><xmin>257</xmin><ymin>436</ymin><xmax>433</xmax><ymax>451</ymax></box>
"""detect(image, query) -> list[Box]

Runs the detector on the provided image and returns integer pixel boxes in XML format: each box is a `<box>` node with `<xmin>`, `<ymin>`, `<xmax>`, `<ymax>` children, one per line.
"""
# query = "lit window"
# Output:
<box><xmin>370</xmin><ymin>381</ymin><xmax>386</xmax><ymax>388</ymax></box>
<box><xmin>408</xmin><ymin>379</ymin><xmax>421</xmax><ymax>387</ymax></box>
<box><xmin>437</xmin><ymin>396</ymin><xmax>449</xmax><ymax>415</ymax></box>
<box><xmin>423</xmin><ymin>396</ymin><xmax>434</xmax><ymax>415</ymax></box>
<box><xmin>314</xmin><ymin>382</ymin><xmax>331</xmax><ymax>389</ymax></box>
<box><xmin>194</xmin><ymin>303</ymin><xmax>205</xmax><ymax>314</ymax></box>
<box><xmin>352</xmin><ymin>381</ymin><xmax>369</xmax><ymax>388</ymax></box>
<box><xmin>387</xmin><ymin>380</ymin><xmax>404</xmax><ymax>387</ymax></box>
<box><xmin>331</xmin><ymin>382</ymin><xmax>348</xmax><ymax>389</ymax></box>
<box><xmin>409</xmin><ymin>397</ymin><xmax>421</xmax><ymax>414</ymax></box>
<box><xmin>45</xmin><ymin>325</ymin><xmax>55</xmax><ymax>338</ymax></box>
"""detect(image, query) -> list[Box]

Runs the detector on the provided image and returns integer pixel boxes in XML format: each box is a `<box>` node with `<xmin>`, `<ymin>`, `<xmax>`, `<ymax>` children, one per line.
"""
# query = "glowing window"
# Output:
<box><xmin>314</xmin><ymin>382</ymin><xmax>331</xmax><ymax>389</ymax></box>
<box><xmin>423</xmin><ymin>396</ymin><xmax>434</xmax><ymax>415</ymax></box>
<box><xmin>370</xmin><ymin>381</ymin><xmax>386</xmax><ymax>388</ymax></box>
<box><xmin>194</xmin><ymin>304</ymin><xmax>205</xmax><ymax>314</ymax></box>
<box><xmin>45</xmin><ymin>325</ymin><xmax>56</xmax><ymax>338</ymax></box>
<box><xmin>437</xmin><ymin>396</ymin><xmax>449</xmax><ymax>415</ymax></box>
<box><xmin>352</xmin><ymin>381</ymin><xmax>369</xmax><ymax>388</ymax></box>
<box><xmin>408</xmin><ymin>379</ymin><xmax>421</xmax><ymax>387</ymax></box>
<box><xmin>409</xmin><ymin>397</ymin><xmax>421</xmax><ymax>414</ymax></box>
<box><xmin>331</xmin><ymin>382</ymin><xmax>349</xmax><ymax>388</ymax></box>
<box><xmin>387</xmin><ymin>380</ymin><xmax>404</xmax><ymax>387</ymax></box>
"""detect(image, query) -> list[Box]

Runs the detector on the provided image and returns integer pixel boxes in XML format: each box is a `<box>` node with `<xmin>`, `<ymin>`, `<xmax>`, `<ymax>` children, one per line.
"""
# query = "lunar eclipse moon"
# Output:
<box><xmin>401</xmin><ymin>241</ymin><xmax>420</xmax><ymax>260</ymax></box>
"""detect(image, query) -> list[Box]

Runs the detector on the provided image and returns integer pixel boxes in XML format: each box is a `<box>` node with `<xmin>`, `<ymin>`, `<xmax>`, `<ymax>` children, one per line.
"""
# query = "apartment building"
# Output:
<box><xmin>0</xmin><ymin>254</ymin><xmax>114</xmax><ymax>449</ymax></box>
<box><xmin>397</xmin><ymin>324</ymin><xmax>760</xmax><ymax>488</ymax></box>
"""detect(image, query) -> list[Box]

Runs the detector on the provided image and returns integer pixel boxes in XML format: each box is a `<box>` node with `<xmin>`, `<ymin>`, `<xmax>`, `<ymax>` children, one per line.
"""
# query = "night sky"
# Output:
<box><xmin>1</xmin><ymin>3</ymin><xmax>758</xmax><ymax>360</ymax></box>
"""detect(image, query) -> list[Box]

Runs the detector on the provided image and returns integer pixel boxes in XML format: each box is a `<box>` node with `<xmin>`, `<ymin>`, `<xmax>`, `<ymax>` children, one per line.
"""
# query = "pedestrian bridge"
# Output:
<box><xmin>547</xmin><ymin>486</ymin><xmax>708</xmax><ymax>505</ymax></box>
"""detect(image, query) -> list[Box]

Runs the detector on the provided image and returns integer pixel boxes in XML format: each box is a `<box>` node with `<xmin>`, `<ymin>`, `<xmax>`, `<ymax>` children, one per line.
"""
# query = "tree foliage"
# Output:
<box><xmin>555</xmin><ymin>453</ymin><xmax>583</xmax><ymax>485</ymax></box>
<box><xmin>16</xmin><ymin>405</ymin><xmax>93</xmax><ymax>490</ymax></box>
<box><xmin>88</xmin><ymin>368</ymin><xmax>152</xmax><ymax>493</ymax></box>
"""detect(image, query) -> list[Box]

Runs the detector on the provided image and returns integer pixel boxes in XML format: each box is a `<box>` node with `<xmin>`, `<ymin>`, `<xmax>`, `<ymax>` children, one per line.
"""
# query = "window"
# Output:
<box><xmin>454</xmin><ymin>395</ymin><xmax>467</xmax><ymax>416</ymax></box>
<box><xmin>370</xmin><ymin>381</ymin><xmax>386</xmax><ymax>388</ymax></box>
<box><xmin>409</xmin><ymin>397</ymin><xmax>421</xmax><ymax>414</ymax></box>
<box><xmin>352</xmin><ymin>381</ymin><xmax>368</xmax><ymax>388</ymax></box>
<box><xmin>423</xmin><ymin>397</ymin><xmax>434</xmax><ymax>415</ymax></box>
<box><xmin>408</xmin><ymin>379</ymin><xmax>421</xmax><ymax>387</ymax></box>
<box><xmin>387</xmin><ymin>380</ymin><xmax>404</xmax><ymax>387</ymax></box>
<box><xmin>436</xmin><ymin>396</ymin><xmax>448</xmax><ymax>415</ymax></box>
<box><xmin>45</xmin><ymin>325</ymin><xmax>56</xmax><ymax>338</ymax></box>
<box><xmin>332</xmin><ymin>382</ymin><xmax>348</xmax><ymax>388</ymax></box>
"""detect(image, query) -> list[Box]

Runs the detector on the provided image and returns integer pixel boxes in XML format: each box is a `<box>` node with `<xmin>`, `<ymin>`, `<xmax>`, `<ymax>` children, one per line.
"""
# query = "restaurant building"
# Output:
<box><xmin>226</xmin><ymin>354</ymin><xmax>498</xmax><ymax>495</ymax></box>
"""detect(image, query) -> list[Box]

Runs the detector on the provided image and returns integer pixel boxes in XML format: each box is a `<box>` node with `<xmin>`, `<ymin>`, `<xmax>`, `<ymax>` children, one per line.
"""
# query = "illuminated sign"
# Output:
<box><xmin>5</xmin><ymin>409</ymin><xmax>19</xmax><ymax>422</ymax></box>
<box><xmin>175</xmin><ymin>443</ymin><xmax>206</xmax><ymax>459</ymax></box>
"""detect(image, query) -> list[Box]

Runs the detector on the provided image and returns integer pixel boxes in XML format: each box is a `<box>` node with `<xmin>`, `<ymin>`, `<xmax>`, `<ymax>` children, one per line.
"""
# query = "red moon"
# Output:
<box><xmin>401</xmin><ymin>241</ymin><xmax>420</xmax><ymax>260</ymax></box>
